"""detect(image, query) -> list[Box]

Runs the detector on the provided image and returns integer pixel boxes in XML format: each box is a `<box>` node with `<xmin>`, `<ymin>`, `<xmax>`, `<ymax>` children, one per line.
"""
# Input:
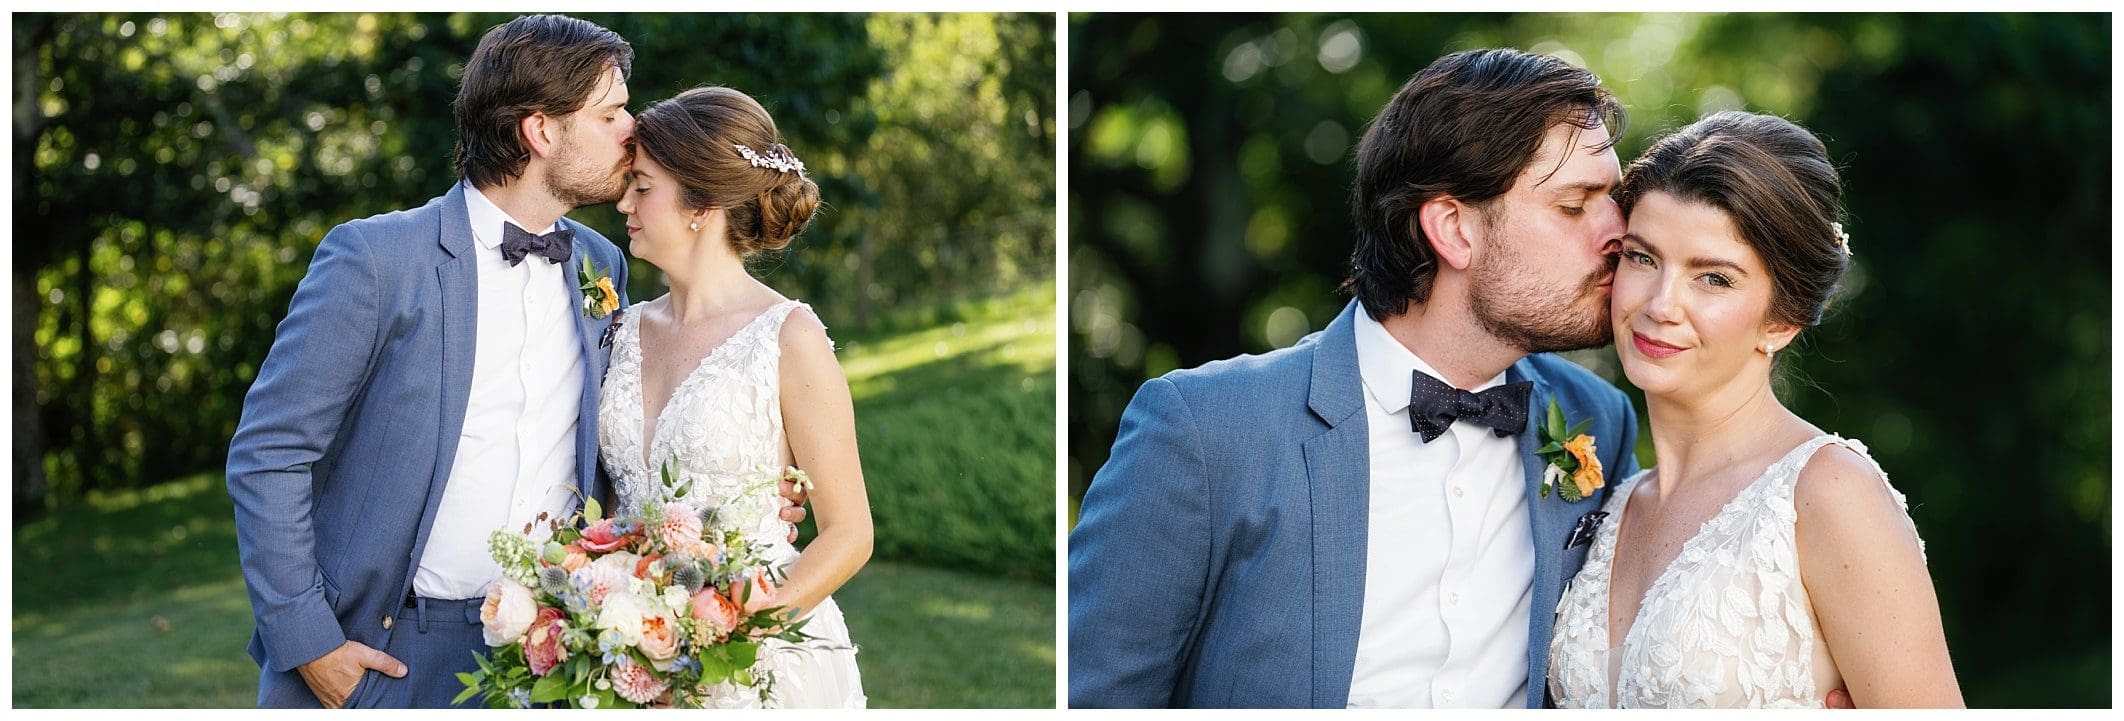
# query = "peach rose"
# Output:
<box><xmin>560</xmin><ymin>542</ymin><xmax>590</xmax><ymax>572</ymax></box>
<box><xmin>689</xmin><ymin>588</ymin><xmax>741</xmax><ymax>640</ymax></box>
<box><xmin>637</xmin><ymin>612</ymin><xmax>680</xmax><ymax>669</ymax></box>
<box><xmin>736</xmin><ymin>568</ymin><xmax>779</xmax><ymax>616</ymax></box>
<box><xmin>480</xmin><ymin>578</ymin><xmax>537</xmax><ymax>647</ymax></box>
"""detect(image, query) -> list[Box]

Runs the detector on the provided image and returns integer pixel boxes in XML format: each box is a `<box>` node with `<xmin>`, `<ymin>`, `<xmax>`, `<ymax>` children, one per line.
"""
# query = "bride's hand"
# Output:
<box><xmin>777</xmin><ymin>476</ymin><xmax>809</xmax><ymax>532</ymax></box>
<box><xmin>1825</xmin><ymin>688</ymin><xmax>1854</xmax><ymax>708</ymax></box>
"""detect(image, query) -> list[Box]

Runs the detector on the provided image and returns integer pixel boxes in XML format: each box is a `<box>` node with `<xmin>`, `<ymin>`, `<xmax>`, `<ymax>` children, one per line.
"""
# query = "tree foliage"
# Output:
<box><xmin>1068</xmin><ymin>13</ymin><xmax>2107</xmax><ymax>707</ymax></box>
<box><xmin>15</xmin><ymin>12</ymin><xmax>1054</xmax><ymax>514</ymax></box>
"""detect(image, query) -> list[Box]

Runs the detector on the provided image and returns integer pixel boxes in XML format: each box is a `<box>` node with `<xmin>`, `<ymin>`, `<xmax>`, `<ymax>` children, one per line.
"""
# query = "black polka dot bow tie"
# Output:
<box><xmin>1408</xmin><ymin>369</ymin><xmax>1534</xmax><ymax>443</ymax></box>
<box><xmin>500</xmin><ymin>222</ymin><xmax>574</xmax><ymax>266</ymax></box>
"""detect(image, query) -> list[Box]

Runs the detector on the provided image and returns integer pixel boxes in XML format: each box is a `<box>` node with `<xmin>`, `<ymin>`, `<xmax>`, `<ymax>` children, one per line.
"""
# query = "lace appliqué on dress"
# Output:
<box><xmin>1547</xmin><ymin>435</ymin><xmax>1925</xmax><ymax>708</ymax></box>
<box><xmin>597</xmin><ymin>299</ymin><xmax>865</xmax><ymax>709</ymax></box>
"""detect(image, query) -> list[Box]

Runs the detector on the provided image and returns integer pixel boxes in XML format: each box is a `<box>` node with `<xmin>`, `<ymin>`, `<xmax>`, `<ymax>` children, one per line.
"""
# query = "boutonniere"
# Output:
<box><xmin>577</xmin><ymin>256</ymin><xmax>620</xmax><ymax>320</ymax></box>
<box><xmin>1534</xmin><ymin>398</ymin><xmax>1604</xmax><ymax>502</ymax></box>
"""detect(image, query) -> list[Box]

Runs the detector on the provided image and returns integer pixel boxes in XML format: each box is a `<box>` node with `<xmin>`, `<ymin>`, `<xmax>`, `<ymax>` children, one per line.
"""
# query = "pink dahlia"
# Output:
<box><xmin>654</xmin><ymin>502</ymin><xmax>704</xmax><ymax>553</ymax></box>
<box><xmin>611</xmin><ymin>659</ymin><xmax>670</xmax><ymax>705</ymax></box>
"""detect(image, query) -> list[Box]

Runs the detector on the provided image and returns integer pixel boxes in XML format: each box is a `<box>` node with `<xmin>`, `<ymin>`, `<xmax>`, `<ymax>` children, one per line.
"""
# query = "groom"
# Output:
<box><xmin>227</xmin><ymin>15</ymin><xmax>802</xmax><ymax>708</ymax></box>
<box><xmin>1069</xmin><ymin>48</ymin><xmax>1640</xmax><ymax>708</ymax></box>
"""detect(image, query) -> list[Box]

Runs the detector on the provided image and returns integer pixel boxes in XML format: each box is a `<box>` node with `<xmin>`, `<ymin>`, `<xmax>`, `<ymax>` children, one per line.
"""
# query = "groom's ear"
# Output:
<box><xmin>520</xmin><ymin>112</ymin><xmax>558</xmax><ymax>161</ymax></box>
<box><xmin>1418</xmin><ymin>196</ymin><xmax>1478</xmax><ymax>271</ymax></box>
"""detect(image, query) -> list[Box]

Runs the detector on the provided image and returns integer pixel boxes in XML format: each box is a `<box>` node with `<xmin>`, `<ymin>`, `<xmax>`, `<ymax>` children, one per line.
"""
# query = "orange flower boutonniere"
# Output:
<box><xmin>1535</xmin><ymin>398</ymin><xmax>1604</xmax><ymax>502</ymax></box>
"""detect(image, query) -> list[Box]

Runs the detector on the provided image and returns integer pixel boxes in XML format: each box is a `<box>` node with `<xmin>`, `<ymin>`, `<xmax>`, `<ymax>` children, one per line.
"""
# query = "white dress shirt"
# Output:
<box><xmin>412</xmin><ymin>182</ymin><xmax>585</xmax><ymax>600</ymax></box>
<box><xmin>1344</xmin><ymin>306</ymin><xmax>1535</xmax><ymax>709</ymax></box>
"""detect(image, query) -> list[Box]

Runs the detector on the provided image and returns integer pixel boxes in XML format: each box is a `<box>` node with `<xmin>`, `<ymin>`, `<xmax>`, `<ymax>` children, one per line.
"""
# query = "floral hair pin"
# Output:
<box><xmin>733</xmin><ymin>144</ymin><xmax>805</xmax><ymax>175</ymax></box>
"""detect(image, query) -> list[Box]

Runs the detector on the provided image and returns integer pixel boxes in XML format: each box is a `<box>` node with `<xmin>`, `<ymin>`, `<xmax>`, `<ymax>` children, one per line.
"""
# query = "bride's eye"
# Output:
<box><xmin>1622</xmin><ymin>249</ymin><xmax>1654</xmax><ymax>267</ymax></box>
<box><xmin>1700</xmin><ymin>273</ymin><xmax>1734</xmax><ymax>288</ymax></box>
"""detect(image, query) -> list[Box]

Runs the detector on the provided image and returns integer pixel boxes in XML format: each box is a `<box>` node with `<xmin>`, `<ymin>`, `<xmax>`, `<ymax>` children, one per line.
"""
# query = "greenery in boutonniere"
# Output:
<box><xmin>1534</xmin><ymin>397</ymin><xmax>1604</xmax><ymax>502</ymax></box>
<box><xmin>578</xmin><ymin>257</ymin><xmax>620</xmax><ymax>319</ymax></box>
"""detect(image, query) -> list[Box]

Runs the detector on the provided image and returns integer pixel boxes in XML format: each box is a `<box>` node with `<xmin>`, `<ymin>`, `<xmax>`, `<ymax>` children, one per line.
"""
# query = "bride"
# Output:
<box><xmin>600</xmin><ymin>85</ymin><xmax>870</xmax><ymax>708</ymax></box>
<box><xmin>1547</xmin><ymin>111</ymin><xmax>1961</xmax><ymax>708</ymax></box>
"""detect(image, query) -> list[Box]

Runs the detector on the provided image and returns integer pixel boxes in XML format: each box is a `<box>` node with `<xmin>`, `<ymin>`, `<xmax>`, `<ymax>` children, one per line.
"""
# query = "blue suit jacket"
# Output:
<box><xmin>225</xmin><ymin>183</ymin><xmax>628</xmax><ymax>706</ymax></box>
<box><xmin>1068</xmin><ymin>301</ymin><xmax>1640</xmax><ymax>708</ymax></box>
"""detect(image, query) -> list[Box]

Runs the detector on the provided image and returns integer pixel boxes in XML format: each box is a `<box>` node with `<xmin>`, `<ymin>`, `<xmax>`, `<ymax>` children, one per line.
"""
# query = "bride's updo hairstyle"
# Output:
<box><xmin>1616</xmin><ymin>110</ymin><xmax>1849</xmax><ymax>329</ymax></box>
<box><xmin>632</xmin><ymin>86</ymin><xmax>820</xmax><ymax>258</ymax></box>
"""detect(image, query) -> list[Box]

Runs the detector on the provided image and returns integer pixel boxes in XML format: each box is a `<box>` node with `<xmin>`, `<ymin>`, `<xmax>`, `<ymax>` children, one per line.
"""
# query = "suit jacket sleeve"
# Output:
<box><xmin>1068</xmin><ymin>376</ymin><xmax>1212</xmax><ymax>708</ymax></box>
<box><xmin>225</xmin><ymin>223</ymin><xmax>382</xmax><ymax>671</ymax></box>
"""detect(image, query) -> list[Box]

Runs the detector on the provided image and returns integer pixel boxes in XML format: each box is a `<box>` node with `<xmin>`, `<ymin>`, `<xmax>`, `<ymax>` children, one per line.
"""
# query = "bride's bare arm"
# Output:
<box><xmin>771</xmin><ymin>307</ymin><xmax>874</xmax><ymax>617</ymax></box>
<box><xmin>1796</xmin><ymin>445</ymin><xmax>1962</xmax><ymax>708</ymax></box>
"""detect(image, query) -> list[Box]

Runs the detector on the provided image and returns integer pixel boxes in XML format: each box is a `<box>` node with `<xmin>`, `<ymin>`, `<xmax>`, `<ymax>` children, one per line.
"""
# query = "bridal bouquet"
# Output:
<box><xmin>455</xmin><ymin>464</ymin><xmax>814</xmax><ymax>708</ymax></box>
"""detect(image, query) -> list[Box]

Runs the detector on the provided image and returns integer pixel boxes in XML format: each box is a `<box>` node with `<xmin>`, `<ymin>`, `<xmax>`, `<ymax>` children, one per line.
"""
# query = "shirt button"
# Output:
<box><xmin>1441</xmin><ymin>689</ymin><xmax>1455</xmax><ymax>702</ymax></box>
<box><xmin>1453</xmin><ymin>485</ymin><xmax>1465</xmax><ymax>498</ymax></box>
<box><xmin>382</xmin><ymin>615</ymin><xmax>393</xmax><ymax>630</ymax></box>
<box><xmin>1448</xmin><ymin>591</ymin><xmax>1461</xmax><ymax>606</ymax></box>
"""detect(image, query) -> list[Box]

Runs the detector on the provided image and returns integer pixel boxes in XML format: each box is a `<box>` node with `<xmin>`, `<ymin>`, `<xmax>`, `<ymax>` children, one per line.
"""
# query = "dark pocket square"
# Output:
<box><xmin>1565</xmin><ymin>511</ymin><xmax>1609</xmax><ymax>550</ymax></box>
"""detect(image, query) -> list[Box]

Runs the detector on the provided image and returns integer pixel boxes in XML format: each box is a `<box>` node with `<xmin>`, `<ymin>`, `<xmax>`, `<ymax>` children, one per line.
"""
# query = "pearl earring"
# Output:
<box><xmin>690</xmin><ymin>221</ymin><xmax>700</xmax><ymax>231</ymax></box>
<box><xmin>1761</xmin><ymin>342</ymin><xmax>1776</xmax><ymax>354</ymax></box>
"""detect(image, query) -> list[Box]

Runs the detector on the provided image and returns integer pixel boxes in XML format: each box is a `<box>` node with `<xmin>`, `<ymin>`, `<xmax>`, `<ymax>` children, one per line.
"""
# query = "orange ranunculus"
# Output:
<box><xmin>595</xmin><ymin>276</ymin><xmax>620</xmax><ymax>316</ymax></box>
<box><xmin>1563</xmin><ymin>433</ymin><xmax>1604</xmax><ymax>497</ymax></box>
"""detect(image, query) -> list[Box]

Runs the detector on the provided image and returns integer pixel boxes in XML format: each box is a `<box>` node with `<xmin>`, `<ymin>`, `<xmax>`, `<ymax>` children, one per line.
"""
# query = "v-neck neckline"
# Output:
<box><xmin>1596</xmin><ymin>435</ymin><xmax>1836</xmax><ymax>675</ymax></box>
<box><xmin>635</xmin><ymin>299</ymin><xmax>795</xmax><ymax>473</ymax></box>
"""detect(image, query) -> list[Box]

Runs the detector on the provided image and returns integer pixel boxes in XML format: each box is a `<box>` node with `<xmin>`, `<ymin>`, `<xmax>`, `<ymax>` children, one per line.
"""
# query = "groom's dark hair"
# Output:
<box><xmin>1345</xmin><ymin>48</ymin><xmax>1623</xmax><ymax>320</ymax></box>
<box><xmin>454</xmin><ymin>14</ymin><xmax>634</xmax><ymax>189</ymax></box>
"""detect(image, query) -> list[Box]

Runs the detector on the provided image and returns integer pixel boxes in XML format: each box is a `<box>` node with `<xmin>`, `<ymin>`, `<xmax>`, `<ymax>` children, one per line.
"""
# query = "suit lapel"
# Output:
<box><xmin>1303</xmin><ymin>302</ymin><xmax>1368</xmax><ymax>708</ymax></box>
<box><xmin>404</xmin><ymin>182</ymin><xmax>480</xmax><ymax>600</ymax></box>
<box><xmin>1511</xmin><ymin>359</ymin><xmax>1570</xmax><ymax>707</ymax></box>
<box><xmin>558</xmin><ymin>226</ymin><xmax>606</xmax><ymax>507</ymax></box>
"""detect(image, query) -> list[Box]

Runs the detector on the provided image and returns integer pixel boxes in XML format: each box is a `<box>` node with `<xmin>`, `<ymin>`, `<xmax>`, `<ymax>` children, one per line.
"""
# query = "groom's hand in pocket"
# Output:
<box><xmin>299</xmin><ymin>640</ymin><xmax>407</xmax><ymax>709</ymax></box>
<box><xmin>777</xmin><ymin>477</ymin><xmax>810</xmax><ymax>542</ymax></box>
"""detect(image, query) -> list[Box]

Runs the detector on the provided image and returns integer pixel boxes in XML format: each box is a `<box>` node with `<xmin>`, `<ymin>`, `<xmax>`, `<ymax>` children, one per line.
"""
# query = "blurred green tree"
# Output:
<box><xmin>1068</xmin><ymin>12</ymin><xmax>2107</xmax><ymax>707</ymax></box>
<box><xmin>15</xmin><ymin>12</ymin><xmax>1054</xmax><ymax>515</ymax></box>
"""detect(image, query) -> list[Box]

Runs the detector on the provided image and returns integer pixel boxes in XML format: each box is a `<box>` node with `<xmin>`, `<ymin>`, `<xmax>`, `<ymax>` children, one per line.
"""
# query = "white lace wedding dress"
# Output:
<box><xmin>1547</xmin><ymin>435</ymin><xmax>1924</xmax><ymax>708</ymax></box>
<box><xmin>599</xmin><ymin>298</ymin><xmax>866</xmax><ymax>709</ymax></box>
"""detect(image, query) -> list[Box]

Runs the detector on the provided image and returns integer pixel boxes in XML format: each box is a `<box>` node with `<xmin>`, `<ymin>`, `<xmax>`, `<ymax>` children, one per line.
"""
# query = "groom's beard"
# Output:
<box><xmin>546</xmin><ymin>143</ymin><xmax>628</xmax><ymax>209</ymax></box>
<box><xmin>1468</xmin><ymin>233</ymin><xmax>1615</xmax><ymax>355</ymax></box>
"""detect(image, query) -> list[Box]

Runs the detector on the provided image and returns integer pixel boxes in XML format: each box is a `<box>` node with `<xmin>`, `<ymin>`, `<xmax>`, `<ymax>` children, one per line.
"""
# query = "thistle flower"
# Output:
<box><xmin>539</xmin><ymin>566</ymin><xmax>571</xmax><ymax>596</ymax></box>
<box><xmin>673</xmin><ymin>564</ymin><xmax>707</xmax><ymax>595</ymax></box>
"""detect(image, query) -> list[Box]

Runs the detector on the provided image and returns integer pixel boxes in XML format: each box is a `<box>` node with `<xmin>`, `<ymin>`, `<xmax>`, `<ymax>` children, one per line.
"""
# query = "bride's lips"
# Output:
<box><xmin>1631</xmin><ymin>331</ymin><xmax>1686</xmax><ymax>359</ymax></box>
<box><xmin>625</xmin><ymin>225</ymin><xmax>641</xmax><ymax>236</ymax></box>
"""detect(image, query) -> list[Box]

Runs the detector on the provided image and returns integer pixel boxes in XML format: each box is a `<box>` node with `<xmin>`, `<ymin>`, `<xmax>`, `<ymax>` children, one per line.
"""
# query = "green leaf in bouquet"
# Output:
<box><xmin>1567</xmin><ymin>418</ymin><xmax>1592</xmax><ymax>440</ymax></box>
<box><xmin>698</xmin><ymin>645</ymin><xmax>738</xmax><ymax>680</ymax></box>
<box><xmin>1545</xmin><ymin>398</ymin><xmax>1566</xmax><ymax>438</ymax></box>
<box><xmin>727</xmin><ymin>639</ymin><xmax>759</xmax><ymax>670</ymax></box>
<box><xmin>451</xmin><ymin>684</ymin><xmax>481</xmax><ymax>706</ymax></box>
<box><xmin>1536</xmin><ymin>441</ymin><xmax>1563</xmax><ymax>455</ymax></box>
<box><xmin>583</xmin><ymin>496</ymin><xmax>603</xmax><ymax>523</ymax></box>
<box><xmin>530</xmin><ymin>672</ymin><xmax>572</xmax><ymax>704</ymax></box>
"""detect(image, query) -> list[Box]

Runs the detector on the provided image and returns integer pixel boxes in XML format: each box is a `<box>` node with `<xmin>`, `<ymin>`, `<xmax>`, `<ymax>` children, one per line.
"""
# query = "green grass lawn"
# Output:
<box><xmin>832</xmin><ymin>281</ymin><xmax>1057</xmax><ymax>581</ymax></box>
<box><xmin>14</xmin><ymin>284</ymin><xmax>1058</xmax><ymax>708</ymax></box>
